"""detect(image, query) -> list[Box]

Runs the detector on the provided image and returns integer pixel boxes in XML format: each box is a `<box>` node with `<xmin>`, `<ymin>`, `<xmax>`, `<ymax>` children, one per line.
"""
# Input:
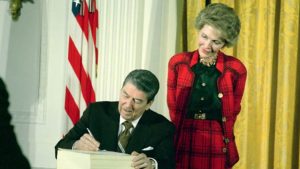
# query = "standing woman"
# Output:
<box><xmin>167</xmin><ymin>3</ymin><xmax>247</xmax><ymax>169</ymax></box>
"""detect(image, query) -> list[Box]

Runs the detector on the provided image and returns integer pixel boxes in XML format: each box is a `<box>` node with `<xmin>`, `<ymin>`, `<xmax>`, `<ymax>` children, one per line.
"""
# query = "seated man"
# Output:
<box><xmin>55</xmin><ymin>69</ymin><xmax>175</xmax><ymax>169</ymax></box>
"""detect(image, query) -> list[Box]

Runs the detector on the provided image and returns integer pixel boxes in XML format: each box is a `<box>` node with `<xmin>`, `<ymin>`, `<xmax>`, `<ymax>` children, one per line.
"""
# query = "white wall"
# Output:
<box><xmin>0</xmin><ymin>0</ymin><xmax>176</xmax><ymax>168</ymax></box>
<box><xmin>0</xmin><ymin>1</ymin><xmax>10</xmax><ymax>78</ymax></box>
<box><xmin>1</xmin><ymin>0</ymin><xmax>68</xmax><ymax>168</ymax></box>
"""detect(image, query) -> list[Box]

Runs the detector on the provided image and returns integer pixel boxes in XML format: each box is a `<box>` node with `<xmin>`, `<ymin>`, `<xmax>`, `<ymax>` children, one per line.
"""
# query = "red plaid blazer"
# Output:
<box><xmin>167</xmin><ymin>50</ymin><xmax>247</xmax><ymax>167</ymax></box>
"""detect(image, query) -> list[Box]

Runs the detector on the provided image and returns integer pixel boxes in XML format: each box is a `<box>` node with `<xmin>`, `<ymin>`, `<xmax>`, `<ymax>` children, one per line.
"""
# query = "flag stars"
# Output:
<box><xmin>73</xmin><ymin>0</ymin><xmax>81</xmax><ymax>7</ymax></box>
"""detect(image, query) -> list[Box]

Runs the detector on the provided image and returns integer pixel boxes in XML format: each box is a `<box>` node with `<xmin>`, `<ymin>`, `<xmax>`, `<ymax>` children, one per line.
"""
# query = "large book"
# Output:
<box><xmin>57</xmin><ymin>148</ymin><xmax>133</xmax><ymax>169</ymax></box>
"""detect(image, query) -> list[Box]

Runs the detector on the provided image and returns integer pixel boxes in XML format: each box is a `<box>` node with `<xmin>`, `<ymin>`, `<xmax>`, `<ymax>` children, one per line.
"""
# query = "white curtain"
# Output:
<box><xmin>97</xmin><ymin>0</ymin><xmax>177</xmax><ymax>119</ymax></box>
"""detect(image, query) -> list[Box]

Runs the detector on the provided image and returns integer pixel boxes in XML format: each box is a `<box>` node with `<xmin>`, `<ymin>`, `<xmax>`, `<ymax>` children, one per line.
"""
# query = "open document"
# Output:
<box><xmin>57</xmin><ymin>148</ymin><xmax>133</xmax><ymax>169</ymax></box>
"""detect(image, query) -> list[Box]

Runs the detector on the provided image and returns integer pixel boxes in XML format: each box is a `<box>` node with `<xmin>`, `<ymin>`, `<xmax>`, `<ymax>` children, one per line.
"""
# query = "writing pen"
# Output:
<box><xmin>87</xmin><ymin>128</ymin><xmax>102</xmax><ymax>151</ymax></box>
<box><xmin>86</xmin><ymin>128</ymin><xmax>94</xmax><ymax>137</ymax></box>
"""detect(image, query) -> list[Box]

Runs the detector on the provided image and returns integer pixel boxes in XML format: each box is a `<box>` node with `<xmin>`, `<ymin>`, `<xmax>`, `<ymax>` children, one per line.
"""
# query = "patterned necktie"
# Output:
<box><xmin>118</xmin><ymin>121</ymin><xmax>133</xmax><ymax>153</ymax></box>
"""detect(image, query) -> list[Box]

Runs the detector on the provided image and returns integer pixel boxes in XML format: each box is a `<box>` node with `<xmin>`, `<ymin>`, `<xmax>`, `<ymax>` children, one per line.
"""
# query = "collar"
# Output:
<box><xmin>190</xmin><ymin>50</ymin><xmax>200</xmax><ymax>67</ymax></box>
<box><xmin>190</xmin><ymin>50</ymin><xmax>225</xmax><ymax>73</ymax></box>
<box><xmin>119</xmin><ymin>115</ymin><xmax>142</xmax><ymax>129</ymax></box>
<box><xmin>215</xmin><ymin>51</ymin><xmax>225</xmax><ymax>73</ymax></box>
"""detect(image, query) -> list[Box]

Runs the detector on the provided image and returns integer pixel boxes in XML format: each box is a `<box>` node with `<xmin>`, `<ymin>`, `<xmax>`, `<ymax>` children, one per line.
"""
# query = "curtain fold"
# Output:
<box><xmin>176</xmin><ymin>0</ymin><xmax>300</xmax><ymax>168</ymax></box>
<box><xmin>176</xmin><ymin>0</ymin><xmax>205</xmax><ymax>52</ymax></box>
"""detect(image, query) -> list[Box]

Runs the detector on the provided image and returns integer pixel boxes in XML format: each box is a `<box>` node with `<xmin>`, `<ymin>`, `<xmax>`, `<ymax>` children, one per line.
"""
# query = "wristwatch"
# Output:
<box><xmin>149</xmin><ymin>159</ymin><xmax>156</xmax><ymax>169</ymax></box>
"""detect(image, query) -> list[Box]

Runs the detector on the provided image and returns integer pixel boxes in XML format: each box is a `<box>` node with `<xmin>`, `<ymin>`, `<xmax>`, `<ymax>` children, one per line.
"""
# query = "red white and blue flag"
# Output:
<box><xmin>65</xmin><ymin>0</ymin><xmax>98</xmax><ymax>125</ymax></box>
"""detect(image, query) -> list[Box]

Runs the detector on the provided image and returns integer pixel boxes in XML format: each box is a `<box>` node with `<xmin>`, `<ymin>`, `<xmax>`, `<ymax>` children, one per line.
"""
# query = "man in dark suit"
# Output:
<box><xmin>0</xmin><ymin>78</ymin><xmax>31</xmax><ymax>169</ymax></box>
<box><xmin>55</xmin><ymin>69</ymin><xmax>175</xmax><ymax>169</ymax></box>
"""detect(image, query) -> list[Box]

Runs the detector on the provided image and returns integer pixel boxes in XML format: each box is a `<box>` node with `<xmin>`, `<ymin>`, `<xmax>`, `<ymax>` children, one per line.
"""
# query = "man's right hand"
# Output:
<box><xmin>72</xmin><ymin>133</ymin><xmax>100</xmax><ymax>151</ymax></box>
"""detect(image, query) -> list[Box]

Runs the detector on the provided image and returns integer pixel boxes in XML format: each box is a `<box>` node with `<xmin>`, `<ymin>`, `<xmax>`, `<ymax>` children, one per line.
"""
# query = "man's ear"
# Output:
<box><xmin>146</xmin><ymin>100</ymin><xmax>154</xmax><ymax>110</ymax></box>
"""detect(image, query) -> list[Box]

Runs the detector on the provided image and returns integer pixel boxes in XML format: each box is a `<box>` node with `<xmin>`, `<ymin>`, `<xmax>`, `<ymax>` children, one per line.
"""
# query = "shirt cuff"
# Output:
<box><xmin>149</xmin><ymin>157</ymin><xmax>158</xmax><ymax>169</ymax></box>
<box><xmin>71</xmin><ymin>141</ymin><xmax>77</xmax><ymax>150</ymax></box>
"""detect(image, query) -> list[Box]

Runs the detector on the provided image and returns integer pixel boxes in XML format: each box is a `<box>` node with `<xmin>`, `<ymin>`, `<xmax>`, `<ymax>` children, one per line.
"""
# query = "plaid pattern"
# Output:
<box><xmin>176</xmin><ymin>120</ymin><xmax>227</xmax><ymax>169</ymax></box>
<box><xmin>167</xmin><ymin>50</ymin><xmax>247</xmax><ymax>168</ymax></box>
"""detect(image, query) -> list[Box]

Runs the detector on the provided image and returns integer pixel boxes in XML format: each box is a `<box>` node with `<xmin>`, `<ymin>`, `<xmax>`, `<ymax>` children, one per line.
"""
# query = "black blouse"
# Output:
<box><xmin>187</xmin><ymin>62</ymin><xmax>222</xmax><ymax>121</ymax></box>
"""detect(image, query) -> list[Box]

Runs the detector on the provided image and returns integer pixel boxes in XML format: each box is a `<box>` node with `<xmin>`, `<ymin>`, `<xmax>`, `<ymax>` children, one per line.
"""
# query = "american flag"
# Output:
<box><xmin>65</xmin><ymin>0</ymin><xmax>98</xmax><ymax>125</ymax></box>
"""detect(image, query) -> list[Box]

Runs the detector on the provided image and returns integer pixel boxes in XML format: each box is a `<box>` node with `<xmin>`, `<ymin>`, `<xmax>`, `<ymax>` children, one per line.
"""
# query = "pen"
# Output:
<box><xmin>87</xmin><ymin>128</ymin><xmax>100</xmax><ymax>151</ymax></box>
<box><xmin>86</xmin><ymin>128</ymin><xmax>94</xmax><ymax>137</ymax></box>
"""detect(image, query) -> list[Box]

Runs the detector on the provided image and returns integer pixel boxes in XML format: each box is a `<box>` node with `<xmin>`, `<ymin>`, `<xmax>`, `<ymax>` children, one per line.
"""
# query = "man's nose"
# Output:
<box><xmin>124</xmin><ymin>98</ymin><xmax>134</xmax><ymax>107</ymax></box>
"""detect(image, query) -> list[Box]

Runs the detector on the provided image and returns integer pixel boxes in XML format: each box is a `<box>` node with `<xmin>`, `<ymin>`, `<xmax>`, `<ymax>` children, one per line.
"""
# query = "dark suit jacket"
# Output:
<box><xmin>0</xmin><ymin>78</ymin><xmax>31</xmax><ymax>169</ymax></box>
<box><xmin>55</xmin><ymin>101</ymin><xmax>175</xmax><ymax>169</ymax></box>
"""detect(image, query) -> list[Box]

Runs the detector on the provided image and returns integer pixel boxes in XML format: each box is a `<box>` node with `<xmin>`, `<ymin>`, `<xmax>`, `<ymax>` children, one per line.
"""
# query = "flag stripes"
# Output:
<box><xmin>65</xmin><ymin>0</ymin><xmax>98</xmax><ymax>125</ymax></box>
<box><xmin>64</xmin><ymin>88</ymin><xmax>80</xmax><ymax>124</ymax></box>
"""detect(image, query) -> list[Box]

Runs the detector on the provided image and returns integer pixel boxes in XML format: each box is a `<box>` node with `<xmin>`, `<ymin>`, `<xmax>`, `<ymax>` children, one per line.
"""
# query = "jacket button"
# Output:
<box><xmin>222</xmin><ymin>117</ymin><xmax>227</xmax><ymax>122</ymax></box>
<box><xmin>224</xmin><ymin>138</ymin><xmax>230</xmax><ymax>144</ymax></box>
<box><xmin>218</xmin><ymin>93</ymin><xmax>223</xmax><ymax>98</ymax></box>
<box><xmin>223</xmin><ymin>147</ymin><xmax>227</xmax><ymax>153</ymax></box>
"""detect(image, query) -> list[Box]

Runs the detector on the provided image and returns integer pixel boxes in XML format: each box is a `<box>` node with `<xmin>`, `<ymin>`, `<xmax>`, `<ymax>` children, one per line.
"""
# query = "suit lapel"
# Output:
<box><xmin>125</xmin><ymin>111</ymin><xmax>151</xmax><ymax>153</ymax></box>
<box><xmin>101</xmin><ymin>103</ymin><xmax>120</xmax><ymax>151</ymax></box>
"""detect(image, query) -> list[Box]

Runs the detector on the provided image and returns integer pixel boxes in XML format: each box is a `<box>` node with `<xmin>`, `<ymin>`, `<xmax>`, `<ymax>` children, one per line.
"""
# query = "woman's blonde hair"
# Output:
<box><xmin>195</xmin><ymin>3</ymin><xmax>240</xmax><ymax>47</ymax></box>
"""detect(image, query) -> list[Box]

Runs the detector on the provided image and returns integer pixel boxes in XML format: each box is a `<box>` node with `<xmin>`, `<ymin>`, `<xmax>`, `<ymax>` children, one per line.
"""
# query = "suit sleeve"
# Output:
<box><xmin>153</xmin><ymin>122</ymin><xmax>175</xmax><ymax>169</ymax></box>
<box><xmin>167</xmin><ymin>56</ymin><xmax>178</xmax><ymax>125</ymax></box>
<box><xmin>225</xmin><ymin>61</ymin><xmax>247</xmax><ymax>167</ymax></box>
<box><xmin>54</xmin><ymin>104</ymin><xmax>92</xmax><ymax>157</ymax></box>
<box><xmin>233</xmin><ymin>66</ymin><xmax>247</xmax><ymax>116</ymax></box>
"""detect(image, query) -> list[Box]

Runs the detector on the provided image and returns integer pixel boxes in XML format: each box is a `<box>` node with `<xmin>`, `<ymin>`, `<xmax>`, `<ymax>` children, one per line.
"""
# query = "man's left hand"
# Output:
<box><xmin>131</xmin><ymin>151</ymin><xmax>152</xmax><ymax>169</ymax></box>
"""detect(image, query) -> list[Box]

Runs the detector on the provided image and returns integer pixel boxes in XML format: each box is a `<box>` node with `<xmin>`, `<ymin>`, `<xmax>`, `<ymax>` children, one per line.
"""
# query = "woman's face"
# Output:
<box><xmin>197</xmin><ymin>24</ymin><xmax>225</xmax><ymax>58</ymax></box>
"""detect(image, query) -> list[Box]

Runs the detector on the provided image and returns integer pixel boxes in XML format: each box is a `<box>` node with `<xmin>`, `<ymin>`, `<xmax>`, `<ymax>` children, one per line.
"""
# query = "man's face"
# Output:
<box><xmin>118</xmin><ymin>82</ymin><xmax>153</xmax><ymax>121</ymax></box>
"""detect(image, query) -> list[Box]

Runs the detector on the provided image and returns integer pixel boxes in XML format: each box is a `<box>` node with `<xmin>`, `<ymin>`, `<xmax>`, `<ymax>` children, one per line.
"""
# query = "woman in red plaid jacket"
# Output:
<box><xmin>167</xmin><ymin>3</ymin><xmax>247</xmax><ymax>169</ymax></box>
